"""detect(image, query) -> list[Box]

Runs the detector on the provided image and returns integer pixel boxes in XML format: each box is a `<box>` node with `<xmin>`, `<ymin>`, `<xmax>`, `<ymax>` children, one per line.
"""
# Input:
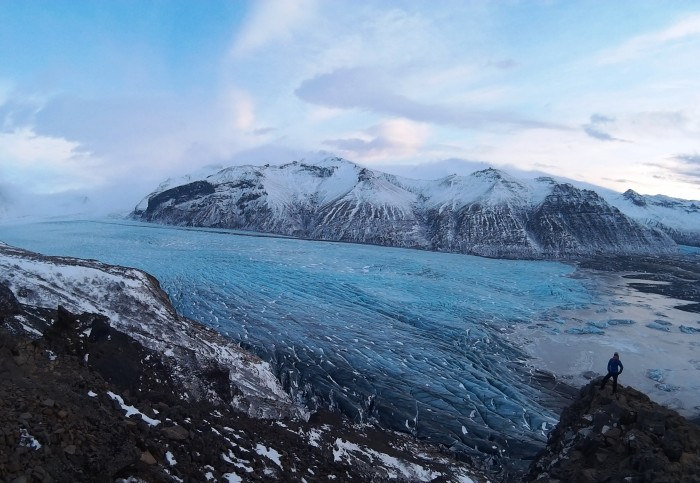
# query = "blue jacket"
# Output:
<box><xmin>608</xmin><ymin>357</ymin><xmax>623</xmax><ymax>374</ymax></box>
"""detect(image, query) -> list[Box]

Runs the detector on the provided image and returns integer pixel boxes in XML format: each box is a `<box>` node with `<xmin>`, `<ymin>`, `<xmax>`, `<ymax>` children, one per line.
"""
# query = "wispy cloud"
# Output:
<box><xmin>296</xmin><ymin>67</ymin><xmax>566</xmax><ymax>131</ymax></box>
<box><xmin>581</xmin><ymin>114</ymin><xmax>626</xmax><ymax>142</ymax></box>
<box><xmin>486</xmin><ymin>59</ymin><xmax>518</xmax><ymax>70</ymax></box>
<box><xmin>230</xmin><ymin>0</ymin><xmax>317</xmax><ymax>58</ymax></box>
<box><xmin>324</xmin><ymin>118</ymin><xmax>429</xmax><ymax>161</ymax></box>
<box><xmin>674</xmin><ymin>153</ymin><xmax>700</xmax><ymax>165</ymax></box>
<box><xmin>671</xmin><ymin>153</ymin><xmax>700</xmax><ymax>186</ymax></box>
<box><xmin>599</xmin><ymin>14</ymin><xmax>700</xmax><ymax>64</ymax></box>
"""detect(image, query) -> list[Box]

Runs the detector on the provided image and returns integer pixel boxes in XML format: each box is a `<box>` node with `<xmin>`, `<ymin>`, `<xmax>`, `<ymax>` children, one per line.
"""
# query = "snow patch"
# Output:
<box><xmin>332</xmin><ymin>438</ymin><xmax>441</xmax><ymax>481</ymax></box>
<box><xmin>255</xmin><ymin>443</ymin><xmax>282</xmax><ymax>468</ymax></box>
<box><xmin>108</xmin><ymin>391</ymin><xmax>161</xmax><ymax>426</ymax></box>
<box><xmin>19</xmin><ymin>429</ymin><xmax>41</xmax><ymax>450</ymax></box>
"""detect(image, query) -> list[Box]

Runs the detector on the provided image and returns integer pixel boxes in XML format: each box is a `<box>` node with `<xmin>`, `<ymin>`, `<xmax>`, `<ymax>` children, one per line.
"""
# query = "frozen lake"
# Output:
<box><xmin>1</xmin><ymin>219</ymin><xmax>698</xmax><ymax>463</ymax></box>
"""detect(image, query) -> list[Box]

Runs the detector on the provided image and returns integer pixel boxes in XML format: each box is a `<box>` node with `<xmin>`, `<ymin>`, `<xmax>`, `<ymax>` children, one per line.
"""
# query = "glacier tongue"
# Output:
<box><xmin>0</xmin><ymin>220</ymin><xmax>593</xmax><ymax>463</ymax></box>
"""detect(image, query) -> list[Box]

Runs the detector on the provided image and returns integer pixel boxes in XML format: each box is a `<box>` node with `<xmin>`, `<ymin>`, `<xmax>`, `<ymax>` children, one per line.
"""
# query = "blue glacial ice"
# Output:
<box><xmin>0</xmin><ymin>220</ymin><xmax>599</xmax><ymax>459</ymax></box>
<box><xmin>646</xmin><ymin>320</ymin><xmax>672</xmax><ymax>332</ymax></box>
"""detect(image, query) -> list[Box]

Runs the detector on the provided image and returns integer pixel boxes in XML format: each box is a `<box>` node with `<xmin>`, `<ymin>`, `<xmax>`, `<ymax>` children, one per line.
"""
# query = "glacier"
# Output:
<box><xmin>1</xmin><ymin>219</ymin><xmax>698</xmax><ymax>465</ymax></box>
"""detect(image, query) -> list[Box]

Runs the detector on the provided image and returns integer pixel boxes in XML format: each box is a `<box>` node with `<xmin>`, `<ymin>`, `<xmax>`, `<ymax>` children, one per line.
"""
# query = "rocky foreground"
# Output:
<box><xmin>527</xmin><ymin>381</ymin><xmax>700</xmax><ymax>482</ymax></box>
<box><xmin>0</xmin><ymin>303</ymin><xmax>491</xmax><ymax>482</ymax></box>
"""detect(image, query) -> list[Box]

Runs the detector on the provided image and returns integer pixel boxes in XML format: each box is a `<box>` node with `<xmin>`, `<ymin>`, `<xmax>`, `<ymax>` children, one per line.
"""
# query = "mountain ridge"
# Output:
<box><xmin>133</xmin><ymin>157</ymin><xmax>693</xmax><ymax>259</ymax></box>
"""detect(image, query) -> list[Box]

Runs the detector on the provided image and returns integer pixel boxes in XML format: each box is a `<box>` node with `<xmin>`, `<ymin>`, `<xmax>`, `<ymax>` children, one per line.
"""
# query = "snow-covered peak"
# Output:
<box><xmin>133</xmin><ymin>158</ymin><xmax>694</xmax><ymax>257</ymax></box>
<box><xmin>600</xmin><ymin>188</ymin><xmax>700</xmax><ymax>246</ymax></box>
<box><xmin>426</xmin><ymin>167</ymin><xmax>531</xmax><ymax>210</ymax></box>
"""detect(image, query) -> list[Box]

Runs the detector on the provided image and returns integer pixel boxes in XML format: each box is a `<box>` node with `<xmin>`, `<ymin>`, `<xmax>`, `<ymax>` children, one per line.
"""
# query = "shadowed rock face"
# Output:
<box><xmin>527</xmin><ymin>380</ymin><xmax>700</xmax><ymax>482</ymax></box>
<box><xmin>526</xmin><ymin>185</ymin><xmax>670</xmax><ymax>257</ymax></box>
<box><xmin>132</xmin><ymin>160</ymin><xmax>678</xmax><ymax>259</ymax></box>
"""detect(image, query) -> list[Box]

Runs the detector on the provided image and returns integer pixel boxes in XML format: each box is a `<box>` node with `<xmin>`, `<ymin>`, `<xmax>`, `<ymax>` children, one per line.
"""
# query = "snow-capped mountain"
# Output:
<box><xmin>132</xmin><ymin>157</ymin><xmax>680</xmax><ymax>258</ymax></box>
<box><xmin>602</xmin><ymin>189</ymin><xmax>700</xmax><ymax>247</ymax></box>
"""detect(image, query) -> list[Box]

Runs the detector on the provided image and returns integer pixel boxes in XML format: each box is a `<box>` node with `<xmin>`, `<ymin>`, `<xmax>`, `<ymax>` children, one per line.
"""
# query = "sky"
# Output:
<box><xmin>1</xmin><ymin>0</ymin><xmax>699</xmax><ymax>217</ymax></box>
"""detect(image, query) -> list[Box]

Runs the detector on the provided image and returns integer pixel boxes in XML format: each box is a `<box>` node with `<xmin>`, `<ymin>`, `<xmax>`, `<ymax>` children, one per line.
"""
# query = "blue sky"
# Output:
<box><xmin>1</xmin><ymin>0</ymin><xmax>699</xmax><ymax>213</ymax></box>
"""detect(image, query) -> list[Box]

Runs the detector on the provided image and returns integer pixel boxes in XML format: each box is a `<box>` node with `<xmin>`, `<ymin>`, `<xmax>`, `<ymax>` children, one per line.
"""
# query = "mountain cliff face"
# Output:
<box><xmin>133</xmin><ymin>157</ymin><xmax>678</xmax><ymax>259</ymax></box>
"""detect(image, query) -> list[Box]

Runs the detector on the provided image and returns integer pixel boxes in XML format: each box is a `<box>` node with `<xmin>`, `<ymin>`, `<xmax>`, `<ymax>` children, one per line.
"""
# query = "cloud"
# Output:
<box><xmin>230</xmin><ymin>0</ymin><xmax>317</xmax><ymax>58</ymax></box>
<box><xmin>323</xmin><ymin>118</ymin><xmax>429</xmax><ymax>161</ymax></box>
<box><xmin>486</xmin><ymin>59</ymin><xmax>518</xmax><ymax>70</ymax></box>
<box><xmin>599</xmin><ymin>14</ymin><xmax>700</xmax><ymax>64</ymax></box>
<box><xmin>674</xmin><ymin>153</ymin><xmax>700</xmax><ymax>165</ymax></box>
<box><xmin>581</xmin><ymin>113</ymin><xmax>626</xmax><ymax>142</ymax></box>
<box><xmin>372</xmin><ymin>158</ymin><xmax>495</xmax><ymax>180</ymax></box>
<box><xmin>251</xmin><ymin>127</ymin><xmax>277</xmax><ymax>136</ymax></box>
<box><xmin>0</xmin><ymin>126</ymin><xmax>104</xmax><ymax>194</ymax></box>
<box><xmin>223</xmin><ymin>88</ymin><xmax>256</xmax><ymax>131</ymax></box>
<box><xmin>590</xmin><ymin>113</ymin><xmax>614</xmax><ymax>124</ymax></box>
<box><xmin>296</xmin><ymin>67</ymin><xmax>566</xmax><ymax>131</ymax></box>
<box><xmin>638</xmin><ymin>154</ymin><xmax>700</xmax><ymax>195</ymax></box>
<box><xmin>671</xmin><ymin>153</ymin><xmax>700</xmax><ymax>186</ymax></box>
<box><xmin>0</xmin><ymin>79</ymin><xmax>14</xmax><ymax>107</ymax></box>
<box><xmin>602</xmin><ymin>177</ymin><xmax>634</xmax><ymax>184</ymax></box>
<box><xmin>582</xmin><ymin>125</ymin><xmax>617</xmax><ymax>141</ymax></box>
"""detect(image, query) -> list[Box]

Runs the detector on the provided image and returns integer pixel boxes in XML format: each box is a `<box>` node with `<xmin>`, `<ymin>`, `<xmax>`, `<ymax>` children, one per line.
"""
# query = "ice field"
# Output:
<box><xmin>2</xmin><ymin>220</ymin><xmax>697</xmax><ymax>461</ymax></box>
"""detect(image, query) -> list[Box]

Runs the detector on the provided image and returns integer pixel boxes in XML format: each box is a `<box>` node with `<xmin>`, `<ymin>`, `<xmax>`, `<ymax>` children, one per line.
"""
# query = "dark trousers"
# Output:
<box><xmin>600</xmin><ymin>372</ymin><xmax>619</xmax><ymax>393</ymax></box>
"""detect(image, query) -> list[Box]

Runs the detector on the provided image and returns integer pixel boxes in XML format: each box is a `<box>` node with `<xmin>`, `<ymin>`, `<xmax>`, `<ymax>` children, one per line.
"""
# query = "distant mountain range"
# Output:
<box><xmin>132</xmin><ymin>157</ymin><xmax>699</xmax><ymax>259</ymax></box>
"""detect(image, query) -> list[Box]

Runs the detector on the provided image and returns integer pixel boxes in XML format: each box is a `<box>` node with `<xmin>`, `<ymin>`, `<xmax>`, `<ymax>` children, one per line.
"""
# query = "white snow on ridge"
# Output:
<box><xmin>262</xmin><ymin>160</ymin><xmax>360</xmax><ymax>209</ymax></box>
<box><xmin>139</xmin><ymin>155</ymin><xmax>700</xmax><ymax>246</ymax></box>
<box><xmin>134</xmin><ymin>164</ymin><xmax>225</xmax><ymax>212</ymax></box>
<box><xmin>0</xmin><ymin>242</ymin><xmax>299</xmax><ymax>420</ymax></box>
<box><xmin>602</xmin><ymin>191</ymin><xmax>700</xmax><ymax>235</ymax></box>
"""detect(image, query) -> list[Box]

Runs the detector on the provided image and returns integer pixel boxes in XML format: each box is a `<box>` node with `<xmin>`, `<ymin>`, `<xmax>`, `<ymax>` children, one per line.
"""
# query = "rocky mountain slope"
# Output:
<box><xmin>0</xmin><ymin>243</ymin><xmax>490</xmax><ymax>482</ymax></box>
<box><xmin>527</xmin><ymin>380</ymin><xmax>700</xmax><ymax>482</ymax></box>
<box><xmin>602</xmin><ymin>189</ymin><xmax>700</xmax><ymax>247</ymax></box>
<box><xmin>132</xmin><ymin>157</ymin><xmax>680</xmax><ymax>259</ymax></box>
<box><xmin>0</xmin><ymin>242</ymin><xmax>295</xmax><ymax>420</ymax></box>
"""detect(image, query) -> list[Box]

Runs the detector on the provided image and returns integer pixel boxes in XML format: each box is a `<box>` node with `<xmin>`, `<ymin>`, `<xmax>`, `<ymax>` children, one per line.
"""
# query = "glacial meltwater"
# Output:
<box><xmin>2</xmin><ymin>220</ymin><xmax>698</xmax><ymax>462</ymax></box>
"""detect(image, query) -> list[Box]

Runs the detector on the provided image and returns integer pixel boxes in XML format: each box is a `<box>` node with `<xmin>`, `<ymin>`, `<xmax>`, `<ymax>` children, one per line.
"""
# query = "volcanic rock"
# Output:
<box><xmin>527</xmin><ymin>380</ymin><xmax>700</xmax><ymax>482</ymax></box>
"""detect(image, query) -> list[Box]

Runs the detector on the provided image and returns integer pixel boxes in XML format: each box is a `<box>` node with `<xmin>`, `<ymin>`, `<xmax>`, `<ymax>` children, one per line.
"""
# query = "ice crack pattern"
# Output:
<box><xmin>1</xmin><ymin>220</ymin><xmax>593</xmax><ymax>461</ymax></box>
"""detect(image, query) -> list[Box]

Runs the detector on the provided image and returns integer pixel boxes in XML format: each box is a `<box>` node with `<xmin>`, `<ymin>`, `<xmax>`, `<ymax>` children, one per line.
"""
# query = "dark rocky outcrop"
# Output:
<box><xmin>142</xmin><ymin>180</ymin><xmax>215</xmax><ymax>216</ymax></box>
<box><xmin>527</xmin><ymin>380</ymin><xmax>700</xmax><ymax>482</ymax></box>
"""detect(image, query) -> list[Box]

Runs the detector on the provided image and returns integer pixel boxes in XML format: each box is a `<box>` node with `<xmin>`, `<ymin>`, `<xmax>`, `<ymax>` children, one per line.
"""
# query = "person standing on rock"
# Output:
<box><xmin>600</xmin><ymin>352</ymin><xmax>624</xmax><ymax>394</ymax></box>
